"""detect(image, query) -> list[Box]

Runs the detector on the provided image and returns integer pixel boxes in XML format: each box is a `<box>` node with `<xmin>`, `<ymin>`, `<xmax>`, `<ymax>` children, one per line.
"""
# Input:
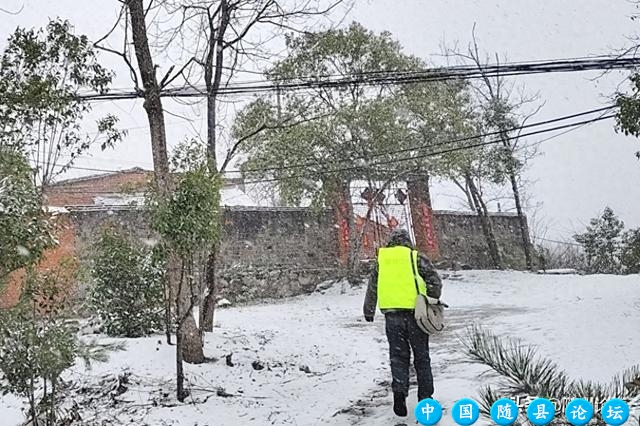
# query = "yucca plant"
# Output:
<box><xmin>462</xmin><ymin>325</ymin><xmax>640</xmax><ymax>425</ymax></box>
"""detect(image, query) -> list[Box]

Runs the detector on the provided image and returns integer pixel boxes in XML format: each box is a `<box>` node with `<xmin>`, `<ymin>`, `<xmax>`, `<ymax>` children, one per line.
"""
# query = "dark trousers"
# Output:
<box><xmin>384</xmin><ymin>311</ymin><xmax>434</xmax><ymax>401</ymax></box>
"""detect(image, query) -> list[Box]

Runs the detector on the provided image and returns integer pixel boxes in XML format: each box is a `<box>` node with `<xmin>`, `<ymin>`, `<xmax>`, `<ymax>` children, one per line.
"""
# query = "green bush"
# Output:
<box><xmin>573</xmin><ymin>207</ymin><xmax>624</xmax><ymax>274</ymax></box>
<box><xmin>622</xmin><ymin>228</ymin><xmax>640</xmax><ymax>274</ymax></box>
<box><xmin>0</xmin><ymin>268</ymin><xmax>118</xmax><ymax>426</ymax></box>
<box><xmin>90</xmin><ymin>227</ymin><xmax>165</xmax><ymax>337</ymax></box>
<box><xmin>0</xmin><ymin>148</ymin><xmax>55</xmax><ymax>286</ymax></box>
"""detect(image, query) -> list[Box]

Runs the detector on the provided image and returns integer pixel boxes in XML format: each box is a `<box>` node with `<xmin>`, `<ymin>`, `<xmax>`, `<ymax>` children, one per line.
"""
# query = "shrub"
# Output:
<box><xmin>622</xmin><ymin>228</ymin><xmax>640</xmax><ymax>274</ymax></box>
<box><xmin>463</xmin><ymin>325</ymin><xmax>640</xmax><ymax>425</ymax></box>
<box><xmin>573</xmin><ymin>207</ymin><xmax>624</xmax><ymax>274</ymax></box>
<box><xmin>0</xmin><ymin>268</ymin><xmax>116</xmax><ymax>426</ymax></box>
<box><xmin>90</xmin><ymin>227</ymin><xmax>165</xmax><ymax>337</ymax></box>
<box><xmin>0</xmin><ymin>148</ymin><xmax>55</xmax><ymax>286</ymax></box>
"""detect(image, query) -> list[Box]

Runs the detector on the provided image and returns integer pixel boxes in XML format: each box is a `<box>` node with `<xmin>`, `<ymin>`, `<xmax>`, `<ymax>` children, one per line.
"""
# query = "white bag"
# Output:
<box><xmin>415</xmin><ymin>294</ymin><xmax>447</xmax><ymax>335</ymax></box>
<box><xmin>410</xmin><ymin>250</ymin><xmax>448</xmax><ymax>335</ymax></box>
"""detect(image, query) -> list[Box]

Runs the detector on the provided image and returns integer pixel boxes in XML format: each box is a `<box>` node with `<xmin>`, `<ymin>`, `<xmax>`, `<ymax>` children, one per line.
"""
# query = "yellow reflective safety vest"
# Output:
<box><xmin>377</xmin><ymin>246</ymin><xmax>426</xmax><ymax>310</ymax></box>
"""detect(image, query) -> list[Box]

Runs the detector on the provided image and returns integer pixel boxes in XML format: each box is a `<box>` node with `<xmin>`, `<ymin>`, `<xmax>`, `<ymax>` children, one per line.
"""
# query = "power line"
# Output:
<box><xmin>89</xmin><ymin>54</ymin><xmax>622</xmax><ymax>94</ymax></box>
<box><xmin>77</xmin><ymin>56</ymin><xmax>640</xmax><ymax>101</ymax></box>
<box><xmin>526</xmin><ymin>107</ymin><xmax>614</xmax><ymax>149</ymax></box>
<box><xmin>42</xmin><ymin>163</ymin><xmax>129</xmax><ymax>174</ymax></box>
<box><xmin>242</xmin><ymin>113</ymin><xmax>615</xmax><ymax>185</ymax></box>
<box><xmin>241</xmin><ymin>105</ymin><xmax>615</xmax><ymax>174</ymax></box>
<box><xmin>43</xmin><ymin>106</ymin><xmax>616</xmax><ymax>185</ymax></box>
<box><xmin>535</xmin><ymin>236</ymin><xmax>582</xmax><ymax>247</ymax></box>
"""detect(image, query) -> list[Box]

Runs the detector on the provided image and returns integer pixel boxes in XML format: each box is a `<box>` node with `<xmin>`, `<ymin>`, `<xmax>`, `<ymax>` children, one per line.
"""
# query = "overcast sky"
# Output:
<box><xmin>2</xmin><ymin>0</ymin><xmax>640</xmax><ymax>240</ymax></box>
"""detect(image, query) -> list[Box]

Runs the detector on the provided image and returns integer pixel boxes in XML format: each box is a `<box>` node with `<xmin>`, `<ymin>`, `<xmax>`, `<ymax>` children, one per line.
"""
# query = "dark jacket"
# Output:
<box><xmin>363</xmin><ymin>232</ymin><xmax>442</xmax><ymax>319</ymax></box>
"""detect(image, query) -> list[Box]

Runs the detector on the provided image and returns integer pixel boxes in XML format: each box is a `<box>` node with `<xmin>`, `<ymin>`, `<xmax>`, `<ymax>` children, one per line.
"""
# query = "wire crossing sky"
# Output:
<box><xmin>44</xmin><ymin>107</ymin><xmax>615</xmax><ymax>188</ymax></box>
<box><xmin>77</xmin><ymin>56</ymin><xmax>640</xmax><ymax>101</ymax></box>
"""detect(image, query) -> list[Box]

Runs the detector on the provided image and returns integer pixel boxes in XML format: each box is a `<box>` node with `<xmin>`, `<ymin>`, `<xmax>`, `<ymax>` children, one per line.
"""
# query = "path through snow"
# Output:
<box><xmin>1</xmin><ymin>271</ymin><xmax>639</xmax><ymax>425</ymax></box>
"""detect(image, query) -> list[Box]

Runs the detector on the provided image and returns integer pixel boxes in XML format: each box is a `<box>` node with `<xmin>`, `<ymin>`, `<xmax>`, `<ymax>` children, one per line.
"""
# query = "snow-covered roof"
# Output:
<box><xmin>91</xmin><ymin>187</ymin><xmax>258</xmax><ymax>208</ymax></box>
<box><xmin>45</xmin><ymin>206</ymin><xmax>70</xmax><ymax>214</ymax></box>
<box><xmin>220</xmin><ymin>187</ymin><xmax>257</xmax><ymax>207</ymax></box>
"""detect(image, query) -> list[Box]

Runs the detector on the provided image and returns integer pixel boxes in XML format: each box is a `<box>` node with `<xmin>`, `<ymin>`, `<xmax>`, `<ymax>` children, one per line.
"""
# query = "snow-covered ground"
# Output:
<box><xmin>2</xmin><ymin>271</ymin><xmax>639</xmax><ymax>425</ymax></box>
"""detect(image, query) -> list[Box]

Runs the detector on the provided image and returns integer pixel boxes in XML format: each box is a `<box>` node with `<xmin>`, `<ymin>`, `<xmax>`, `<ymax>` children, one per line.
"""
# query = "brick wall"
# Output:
<box><xmin>221</xmin><ymin>207</ymin><xmax>337</xmax><ymax>268</ymax></box>
<box><xmin>62</xmin><ymin>206</ymin><xmax>339</xmax><ymax>305</ymax></box>
<box><xmin>0</xmin><ymin>215</ymin><xmax>77</xmax><ymax>309</ymax></box>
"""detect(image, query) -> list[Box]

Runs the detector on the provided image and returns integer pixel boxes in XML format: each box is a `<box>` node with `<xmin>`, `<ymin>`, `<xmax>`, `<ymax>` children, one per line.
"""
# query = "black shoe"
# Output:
<box><xmin>393</xmin><ymin>392</ymin><xmax>408</xmax><ymax>417</ymax></box>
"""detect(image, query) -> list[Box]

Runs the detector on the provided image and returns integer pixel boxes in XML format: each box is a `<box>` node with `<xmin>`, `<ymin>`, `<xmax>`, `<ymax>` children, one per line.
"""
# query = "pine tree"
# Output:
<box><xmin>622</xmin><ymin>228</ymin><xmax>640</xmax><ymax>274</ymax></box>
<box><xmin>463</xmin><ymin>326</ymin><xmax>640</xmax><ymax>426</ymax></box>
<box><xmin>574</xmin><ymin>207</ymin><xmax>625</xmax><ymax>274</ymax></box>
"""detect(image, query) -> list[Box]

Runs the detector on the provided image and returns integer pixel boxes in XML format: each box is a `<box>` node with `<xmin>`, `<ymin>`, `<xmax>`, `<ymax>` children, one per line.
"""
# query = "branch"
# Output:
<box><xmin>94</xmin><ymin>4</ymin><xmax>126</xmax><ymax>46</ymax></box>
<box><xmin>219</xmin><ymin>111</ymin><xmax>330</xmax><ymax>173</ymax></box>
<box><xmin>515</xmin><ymin>102</ymin><xmax>545</xmax><ymax>140</ymax></box>
<box><xmin>95</xmin><ymin>6</ymin><xmax>141</xmax><ymax>91</ymax></box>
<box><xmin>262</xmin><ymin>0</ymin><xmax>346</xmax><ymax>20</ymax></box>
<box><xmin>222</xmin><ymin>0</ymin><xmax>275</xmax><ymax>48</ymax></box>
<box><xmin>257</xmin><ymin>19</ymin><xmax>313</xmax><ymax>35</ymax></box>
<box><xmin>95</xmin><ymin>45</ymin><xmax>141</xmax><ymax>91</ymax></box>
<box><xmin>209</xmin><ymin>1</ymin><xmax>231</xmax><ymax>95</ymax></box>
<box><xmin>145</xmin><ymin>0</ymin><xmax>164</xmax><ymax>18</ymax></box>
<box><xmin>160</xmin><ymin>57</ymin><xmax>198</xmax><ymax>88</ymax></box>
<box><xmin>223</xmin><ymin>0</ymin><xmax>347</xmax><ymax>48</ymax></box>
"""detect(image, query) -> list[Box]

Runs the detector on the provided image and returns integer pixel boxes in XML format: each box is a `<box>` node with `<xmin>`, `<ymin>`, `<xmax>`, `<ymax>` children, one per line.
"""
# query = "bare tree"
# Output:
<box><xmin>154</xmin><ymin>0</ymin><xmax>351</xmax><ymax>330</ymax></box>
<box><xmin>97</xmin><ymin>0</ymin><xmax>206</xmax><ymax>371</ymax></box>
<box><xmin>98</xmin><ymin>0</ymin><xmax>351</xmax><ymax>380</ymax></box>
<box><xmin>446</xmin><ymin>27</ymin><xmax>543</xmax><ymax>270</ymax></box>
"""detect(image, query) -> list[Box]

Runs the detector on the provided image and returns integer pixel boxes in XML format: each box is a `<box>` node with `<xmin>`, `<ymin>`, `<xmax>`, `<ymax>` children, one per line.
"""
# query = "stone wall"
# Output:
<box><xmin>67</xmin><ymin>206</ymin><xmax>339</xmax><ymax>304</ymax></box>
<box><xmin>219</xmin><ymin>207</ymin><xmax>337</xmax><ymax>269</ymax></box>
<box><xmin>433</xmin><ymin>211</ymin><xmax>527</xmax><ymax>269</ymax></box>
<box><xmin>57</xmin><ymin>206</ymin><xmax>528</xmax><ymax>305</ymax></box>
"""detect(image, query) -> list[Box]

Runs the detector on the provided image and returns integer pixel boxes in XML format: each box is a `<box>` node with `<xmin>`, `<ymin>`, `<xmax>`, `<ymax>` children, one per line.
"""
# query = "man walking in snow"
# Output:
<box><xmin>363</xmin><ymin>228</ymin><xmax>442</xmax><ymax>417</ymax></box>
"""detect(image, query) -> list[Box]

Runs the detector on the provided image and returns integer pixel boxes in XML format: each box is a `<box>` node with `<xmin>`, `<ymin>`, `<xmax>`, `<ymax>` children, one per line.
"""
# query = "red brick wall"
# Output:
<box><xmin>0</xmin><ymin>215</ymin><xmax>77</xmax><ymax>309</ymax></box>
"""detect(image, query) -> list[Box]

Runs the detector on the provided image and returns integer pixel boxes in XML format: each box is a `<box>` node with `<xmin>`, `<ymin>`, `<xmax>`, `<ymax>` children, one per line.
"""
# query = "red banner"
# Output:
<box><xmin>420</xmin><ymin>203</ymin><xmax>440</xmax><ymax>258</ymax></box>
<box><xmin>335</xmin><ymin>199</ymin><xmax>350</xmax><ymax>267</ymax></box>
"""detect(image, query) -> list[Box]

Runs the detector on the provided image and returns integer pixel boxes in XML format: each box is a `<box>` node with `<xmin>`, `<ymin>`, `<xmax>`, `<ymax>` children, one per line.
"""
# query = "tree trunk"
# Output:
<box><xmin>164</xmin><ymin>280</ymin><xmax>173</xmax><ymax>345</ymax></box>
<box><xmin>49</xmin><ymin>380</ymin><xmax>56</xmax><ymax>426</ymax></box>
<box><xmin>29</xmin><ymin>373</ymin><xmax>37</xmax><ymax>426</ymax></box>
<box><xmin>201</xmin><ymin>0</ymin><xmax>229</xmax><ymax>332</ymax></box>
<box><xmin>175</xmin><ymin>323</ymin><xmax>186</xmax><ymax>402</ymax></box>
<box><xmin>508</xmin><ymin>170</ymin><xmax>533</xmax><ymax>270</ymax></box>
<box><xmin>178</xmin><ymin>254</ymin><xmax>204</xmax><ymax>364</ymax></box>
<box><xmin>201</xmin><ymin>249</ymin><xmax>217</xmax><ymax>332</ymax></box>
<box><xmin>466</xmin><ymin>174</ymin><xmax>502</xmax><ymax>269</ymax></box>
<box><xmin>126</xmin><ymin>0</ymin><xmax>171</xmax><ymax>193</ymax></box>
<box><xmin>407</xmin><ymin>174</ymin><xmax>440</xmax><ymax>260</ymax></box>
<box><xmin>343</xmin><ymin>181</ymin><xmax>361</xmax><ymax>284</ymax></box>
<box><xmin>499</xmin><ymin>132</ymin><xmax>533</xmax><ymax>271</ymax></box>
<box><xmin>126</xmin><ymin>0</ymin><xmax>204</xmax><ymax>363</ymax></box>
<box><xmin>180</xmin><ymin>313</ymin><xmax>204</xmax><ymax>363</ymax></box>
<box><xmin>206</xmin><ymin>95</ymin><xmax>218</xmax><ymax>172</ymax></box>
<box><xmin>43</xmin><ymin>379</ymin><xmax>48</xmax><ymax>426</ymax></box>
<box><xmin>452</xmin><ymin>177</ymin><xmax>475</xmax><ymax>211</ymax></box>
<box><xmin>174</xmin><ymin>258</ymin><xmax>186</xmax><ymax>401</ymax></box>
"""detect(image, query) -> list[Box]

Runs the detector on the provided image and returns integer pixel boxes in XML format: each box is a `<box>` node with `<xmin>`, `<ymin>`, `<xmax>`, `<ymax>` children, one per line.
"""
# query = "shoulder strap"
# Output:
<box><xmin>410</xmin><ymin>250</ymin><xmax>449</xmax><ymax>308</ymax></box>
<box><xmin>409</xmin><ymin>249</ymin><xmax>422</xmax><ymax>296</ymax></box>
